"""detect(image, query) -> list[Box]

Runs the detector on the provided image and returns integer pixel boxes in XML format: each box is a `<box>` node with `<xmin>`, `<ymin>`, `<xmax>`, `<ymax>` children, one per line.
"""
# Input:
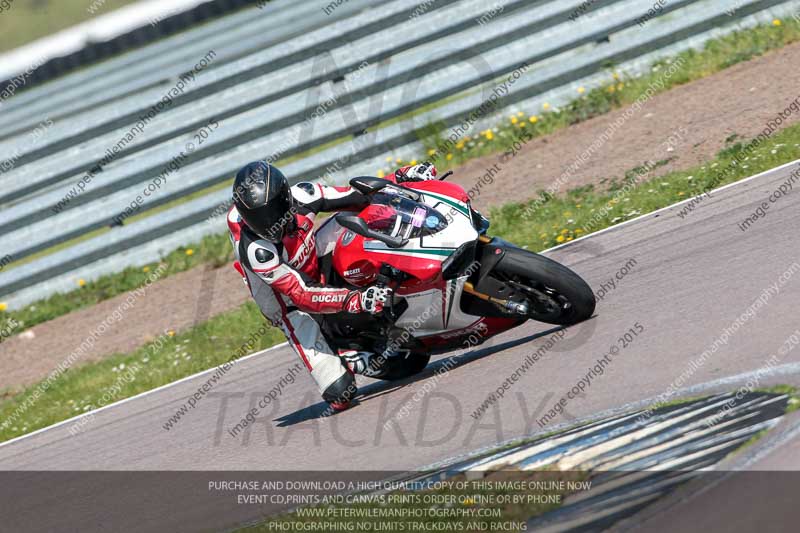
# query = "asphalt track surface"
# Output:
<box><xmin>3</xmin><ymin>161</ymin><xmax>800</xmax><ymax>532</ymax></box>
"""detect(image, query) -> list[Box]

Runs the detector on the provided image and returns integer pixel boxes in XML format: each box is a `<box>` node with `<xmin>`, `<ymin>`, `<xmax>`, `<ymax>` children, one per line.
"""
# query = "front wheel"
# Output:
<box><xmin>492</xmin><ymin>247</ymin><xmax>595</xmax><ymax>325</ymax></box>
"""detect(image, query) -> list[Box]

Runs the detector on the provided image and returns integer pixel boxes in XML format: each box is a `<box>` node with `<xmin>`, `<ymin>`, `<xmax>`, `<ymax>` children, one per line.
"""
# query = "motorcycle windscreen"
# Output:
<box><xmin>364</xmin><ymin>193</ymin><xmax>448</xmax><ymax>240</ymax></box>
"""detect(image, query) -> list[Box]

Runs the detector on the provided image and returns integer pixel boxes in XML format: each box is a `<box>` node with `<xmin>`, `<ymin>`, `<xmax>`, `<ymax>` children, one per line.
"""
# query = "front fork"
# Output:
<box><xmin>466</xmin><ymin>236</ymin><xmax>529</xmax><ymax>316</ymax></box>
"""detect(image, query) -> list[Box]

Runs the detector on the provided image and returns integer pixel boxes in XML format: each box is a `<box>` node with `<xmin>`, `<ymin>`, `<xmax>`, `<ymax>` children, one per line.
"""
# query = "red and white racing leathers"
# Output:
<box><xmin>227</xmin><ymin>181</ymin><xmax>376</xmax><ymax>401</ymax></box>
<box><xmin>227</xmin><ymin>166</ymin><xmax>434</xmax><ymax>402</ymax></box>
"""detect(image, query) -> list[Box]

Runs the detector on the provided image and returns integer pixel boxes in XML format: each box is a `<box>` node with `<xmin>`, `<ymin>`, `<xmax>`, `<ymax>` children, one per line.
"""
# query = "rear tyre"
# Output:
<box><xmin>493</xmin><ymin>248</ymin><xmax>595</xmax><ymax>325</ymax></box>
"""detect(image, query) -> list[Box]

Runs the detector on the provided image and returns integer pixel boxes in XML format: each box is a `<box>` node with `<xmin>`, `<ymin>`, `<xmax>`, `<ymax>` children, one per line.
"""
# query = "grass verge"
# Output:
<box><xmin>489</xmin><ymin>121</ymin><xmax>800</xmax><ymax>250</ymax></box>
<box><xmin>0</xmin><ymin>0</ymin><xmax>141</xmax><ymax>53</ymax></box>
<box><xmin>0</xmin><ymin>302</ymin><xmax>284</xmax><ymax>440</ymax></box>
<box><xmin>0</xmin><ymin>233</ymin><xmax>233</xmax><ymax>336</ymax></box>
<box><xmin>2</xmin><ymin>17</ymin><xmax>799</xmax><ymax>334</ymax></box>
<box><xmin>3</xmin><ymin>122</ymin><xmax>800</xmax><ymax>442</ymax></box>
<box><xmin>378</xmin><ymin>16</ymin><xmax>800</xmax><ymax>174</ymax></box>
<box><xmin>3</xmin><ymin>18</ymin><xmax>800</xmax><ymax>442</ymax></box>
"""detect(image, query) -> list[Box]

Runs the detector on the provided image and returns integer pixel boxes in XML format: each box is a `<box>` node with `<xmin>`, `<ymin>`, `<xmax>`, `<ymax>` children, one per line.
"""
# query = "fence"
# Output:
<box><xmin>0</xmin><ymin>0</ymin><xmax>797</xmax><ymax>308</ymax></box>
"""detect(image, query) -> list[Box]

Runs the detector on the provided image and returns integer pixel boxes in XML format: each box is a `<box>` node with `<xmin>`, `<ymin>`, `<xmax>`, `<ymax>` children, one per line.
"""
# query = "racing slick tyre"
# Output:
<box><xmin>493</xmin><ymin>247</ymin><xmax>595</xmax><ymax>326</ymax></box>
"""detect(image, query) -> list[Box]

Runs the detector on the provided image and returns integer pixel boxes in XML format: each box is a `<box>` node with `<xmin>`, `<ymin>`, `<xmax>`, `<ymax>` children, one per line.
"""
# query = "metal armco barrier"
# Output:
<box><xmin>0</xmin><ymin>0</ymin><xmax>797</xmax><ymax>308</ymax></box>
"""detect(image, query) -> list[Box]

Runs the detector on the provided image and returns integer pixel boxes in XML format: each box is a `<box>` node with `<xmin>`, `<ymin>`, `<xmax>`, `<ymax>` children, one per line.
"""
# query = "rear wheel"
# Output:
<box><xmin>492</xmin><ymin>248</ymin><xmax>595</xmax><ymax>325</ymax></box>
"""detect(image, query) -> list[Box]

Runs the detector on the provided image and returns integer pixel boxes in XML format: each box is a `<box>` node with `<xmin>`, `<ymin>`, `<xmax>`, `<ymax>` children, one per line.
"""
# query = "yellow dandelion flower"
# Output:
<box><xmin>446</xmin><ymin>153</ymin><xmax>453</xmax><ymax>161</ymax></box>
<box><xmin>556</xmin><ymin>235</ymin><xmax>566</xmax><ymax>243</ymax></box>
<box><xmin>607</xmin><ymin>85</ymin><xmax>615</xmax><ymax>93</ymax></box>
<box><xmin>168</xmin><ymin>330</ymin><xmax>176</xmax><ymax>337</ymax></box>
<box><xmin>517</xmin><ymin>111</ymin><xmax>524</xmax><ymax>117</ymax></box>
<box><xmin>185</xmin><ymin>249</ymin><xmax>194</xmax><ymax>256</ymax></box>
<box><xmin>576</xmin><ymin>229</ymin><xmax>584</xmax><ymax>234</ymax></box>
<box><xmin>617</xmin><ymin>83</ymin><xmax>624</xmax><ymax>90</ymax></box>
<box><xmin>143</xmin><ymin>266</ymin><xmax>150</xmax><ymax>273</ymax></box>
<box><xmin>560</xmin><ymin>228</ymin><xmax>569</xmax><ymax>235</ymax></box>
<box><xmin>427</xmin><ymin>149</ymin><xmax>436</xmax><ymax>156</ymax></box>
<box><xmin>613</xmin><ymin>72</ymin><xmax>620</xmax><ymax>80</ymax></box>
<box><xmin>510</xmin><ymin>116</ymin><xmax>518</xmax><ymax>124</ymax></box>
<box><xmin>542</xmin><ymin>102</ymin><xmax>550</xmax><ymax>110</ymax></box>
<box><xmin>386</xmin><ymin>156</ymin><xmax>393</xmax><ymax>162</ymax></box>
<box><xmin>377</xmin><ymin>170</ymin><xmax>385</xmax><ymax>178</ymax></box>
<box><xmin>577</xmin><ymin>87</ymin><xmax>585</xmax><ymax>94</ymax></box>
<box><xmin>678</xmin><ymin>192</ymin><xmax>685</xmax><ymax>196</ymax></box>
<box><xmin>409</xmin><ymin>160</ymin><xmax>417</xmax><ymax>166</ymax></box>
<box><xmin>396</xmin><ymin>158</ymin><xmax>403</xmax><ymax>164</ymax></box>
<box><xmin>563</xmin><ymin>211</ymin><xmax>572</xmax><ymax>216</ymax></box>
<box><xmin>455</xmin><ymin>141</ymin><xmax>465</xmax><ymax>150</ymax></box>
<box><xmin>576</xmin><ymin>204</ymin><xmax>582</xmax><ymax>208</ymax></box>
<box><xmin>567</xmin><ymin>237</ymin><xmax>573</xmax><ymax>241</ymax></box>
<box><xmin>518</xmin><ymin>122</ymin><xmax>526</xmax><ymax>128</ymax></box>
<box><xmin>78</xmin><ymin>279</ymin><xmax>86</xmax><ymax>287</ymax></box>
<box><xmin>773</xmin><ymin>19</ymin><xmax>782</xmax><ymax>26</ymax></box>
<box><xmin>529</xmin><ymin>115</ymin><xmax>538</xmax><ymax>123</ymax></box>
<box><xmin>486</xmin><ymin>130</ymin><xmax>494</xmax><ymax>140</ymax></box>
<box><xmin>0</xmin><ymin>303</ymin><xmax>7</xmax><ymax>312</ymax></box>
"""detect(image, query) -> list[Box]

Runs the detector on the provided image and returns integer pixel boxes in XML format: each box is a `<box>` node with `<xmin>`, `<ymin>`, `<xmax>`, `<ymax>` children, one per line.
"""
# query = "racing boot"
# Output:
<box><xmin>323</xmin><ymin>371</ymin><xmax>357</xmax><ymax>412</ymax></box>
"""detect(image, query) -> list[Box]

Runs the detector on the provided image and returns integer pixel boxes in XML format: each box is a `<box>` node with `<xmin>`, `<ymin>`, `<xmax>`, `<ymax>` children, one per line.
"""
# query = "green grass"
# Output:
<box><xmin>758</xmin><ymin>385</ymin><xmax>800</xmax><ymax>413</ymax></box>
<box><xmin>487</xmin><ymin>122</ymin><xmax>800</xmax><ymax>251</ymax></box>
<box><xmin>0</xmin><ymin>302</ymin><xmax>284</xmax><ymax>440</ymax></box>
<box><xmin>2</xmin><ymin>16</ymin><xmax>800</xmax><ymax>441</ymax></box>
<box><xmin>5</xmin><ymin>111</ymin><xmax>800</xmax><ymax>444</ymax></box>
<box><xmin>0</xmin><ymin>233</ymin><xmax>233</xmax><ymax>336</ymax></box>
<box><xmin>376</xmin><ymin>16</ymin><xmax>800</xmax><ymax>173</ymax></box>
<box><xmin>0</xmin><ymin>0</ymin><xmax>141</xmax><ymax>53</ymax></box>
<box><xmin>3</xmin><ymin>17</ymin><xmax>799</xmax><ymax>336</ymax></box>
<box><xmin>731</xmin><ymin>386</ymin><xmax>798</xmax><ymax>453</ymax></box>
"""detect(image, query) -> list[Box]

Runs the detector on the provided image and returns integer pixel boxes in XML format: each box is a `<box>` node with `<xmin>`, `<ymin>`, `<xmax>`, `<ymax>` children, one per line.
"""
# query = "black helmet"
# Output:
<box><xmin>232</xmin><ymin>161</ymin><xmax>296</xmax><ymax>243</ymax></box>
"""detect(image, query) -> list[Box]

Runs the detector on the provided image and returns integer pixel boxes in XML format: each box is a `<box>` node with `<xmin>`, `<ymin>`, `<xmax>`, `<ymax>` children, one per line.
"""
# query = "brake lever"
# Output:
<box><xmin>438</xmin><ymin>170</ymin><xmax>454</xmax><ymax>181</ymax></box>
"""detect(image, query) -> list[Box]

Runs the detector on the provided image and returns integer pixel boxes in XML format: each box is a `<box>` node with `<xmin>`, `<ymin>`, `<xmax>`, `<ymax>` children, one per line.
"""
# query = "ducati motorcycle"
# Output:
<box><xmin>312</xmin><ymin>173</ymin><xmax>596</xmax><ymax>379</ymax></box>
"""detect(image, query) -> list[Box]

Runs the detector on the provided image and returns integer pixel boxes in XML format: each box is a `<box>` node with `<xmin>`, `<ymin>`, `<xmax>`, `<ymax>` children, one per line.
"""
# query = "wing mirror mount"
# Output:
<box><xmin>336</xmin><ymin>215</ymin><xmax>408</xmax><ymax>249</ymax></box>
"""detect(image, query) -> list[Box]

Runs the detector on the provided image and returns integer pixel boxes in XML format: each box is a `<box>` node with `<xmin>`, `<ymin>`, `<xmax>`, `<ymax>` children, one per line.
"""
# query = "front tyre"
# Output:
<box><xmin>493</xmin><ymin>247</ymin><xmax>595</xmax><ymax>325</ymax></box>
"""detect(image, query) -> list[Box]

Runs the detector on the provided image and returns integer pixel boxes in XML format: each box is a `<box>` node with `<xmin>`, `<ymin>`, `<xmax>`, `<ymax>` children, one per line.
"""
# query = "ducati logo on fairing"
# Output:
<box><xmin>311</xmin><ymin>293</ymin><xmax>347</xmax><ymax>303</ymax></box>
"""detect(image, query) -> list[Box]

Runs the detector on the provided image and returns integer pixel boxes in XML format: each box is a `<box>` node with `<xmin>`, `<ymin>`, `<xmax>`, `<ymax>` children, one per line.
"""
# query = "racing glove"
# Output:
<box><xmin>395</xmin><ymin>162</ymin><xmax>437</xmax><ymax>182</ymax></box>
<box><xmin>344</xmin><ymin>286</ymin><xmax>393</xmax><ymax>314</ymax></box>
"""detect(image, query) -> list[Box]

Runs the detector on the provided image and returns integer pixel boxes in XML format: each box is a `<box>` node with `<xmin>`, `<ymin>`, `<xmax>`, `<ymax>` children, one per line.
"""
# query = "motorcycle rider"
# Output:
<box><xmin>227</xmin><ymin>160</ymin><xmax>438</xmax><ymax>411</ymax></box>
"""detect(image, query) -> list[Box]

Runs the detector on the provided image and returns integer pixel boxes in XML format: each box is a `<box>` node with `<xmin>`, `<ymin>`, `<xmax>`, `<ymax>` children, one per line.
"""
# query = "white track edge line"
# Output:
<box><xmin>3</xmin><ymin>158</ymin><xmax>797</xmax><ymax>450</ymax></box>
<box><xmin>543</xmin><ymin>158</ymin><xmax>800</xmax><ymax>254</ymax></box>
